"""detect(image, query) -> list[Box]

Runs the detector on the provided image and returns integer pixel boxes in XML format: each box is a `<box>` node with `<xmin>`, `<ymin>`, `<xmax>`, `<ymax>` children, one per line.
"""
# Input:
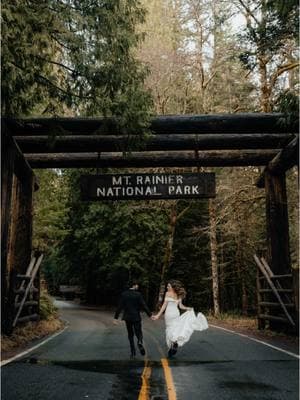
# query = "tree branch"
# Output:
<box><xmin>238</xmin><ymin>0</ymin><xmax>261</xmax><ymax>26</ymax></box>
<box><xmin>34</xmin><ymin>56</ymin><xmax>77</xmax><ymax>74</ymax></box>
<box><xmin>269</xmin><ymin>62</ymin><xmax>300</xmax><ymax>89</ymax></box>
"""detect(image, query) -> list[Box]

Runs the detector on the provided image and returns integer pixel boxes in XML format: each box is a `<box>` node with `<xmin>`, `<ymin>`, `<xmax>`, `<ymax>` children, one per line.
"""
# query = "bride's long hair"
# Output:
<box><xmin>168</xmin><ymin>280</ymin><xmax>186</xmax><ymax>299</ymax></box>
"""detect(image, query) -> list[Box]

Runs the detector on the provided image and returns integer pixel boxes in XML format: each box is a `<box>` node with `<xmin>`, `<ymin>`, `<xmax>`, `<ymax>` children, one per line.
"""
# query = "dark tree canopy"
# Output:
<box><xmin>2</xmin><ymin>0</ymin><xmax>153</xmax><ymax>134</ymax></box>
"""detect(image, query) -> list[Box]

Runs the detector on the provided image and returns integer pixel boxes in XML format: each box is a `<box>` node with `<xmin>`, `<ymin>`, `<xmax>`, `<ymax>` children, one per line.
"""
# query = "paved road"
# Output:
<box><xmin>2</xmin><ymin>301</ymin><xmax>299</xmax><ymax>400</ymax></box>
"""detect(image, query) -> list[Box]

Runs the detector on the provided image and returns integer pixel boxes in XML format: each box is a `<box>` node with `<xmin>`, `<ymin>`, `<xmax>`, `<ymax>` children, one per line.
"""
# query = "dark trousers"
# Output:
<box><xmin>125</xmin><ymin>320</ymin><xmax>143</xmax><ymax>354</ymax></box>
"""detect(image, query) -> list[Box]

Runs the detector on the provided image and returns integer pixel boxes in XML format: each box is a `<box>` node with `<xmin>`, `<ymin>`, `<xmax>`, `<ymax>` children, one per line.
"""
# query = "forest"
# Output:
<box><xmin>2</xmin><ymin>0</ymin><xmax>299</xmax><ymax>315</ymax></box>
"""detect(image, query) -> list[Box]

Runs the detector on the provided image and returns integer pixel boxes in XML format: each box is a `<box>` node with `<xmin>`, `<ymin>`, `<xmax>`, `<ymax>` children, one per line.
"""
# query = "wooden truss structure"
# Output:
<box><xmin>1</xmin><ymin>113</ymin><xmax>299</xmax><ymax>333</ymax></box>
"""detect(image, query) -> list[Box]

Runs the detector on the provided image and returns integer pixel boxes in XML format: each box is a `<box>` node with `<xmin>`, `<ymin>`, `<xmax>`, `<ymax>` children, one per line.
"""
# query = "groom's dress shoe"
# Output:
<box><xmin>130</xmin><ymin>349</ymin><xmax>136</xmax><ymax>359</ymax></box>
<box><xmin>138</xmin><ymin>343</ymin><xmax>146</xmax><ymax>356</ymax></box>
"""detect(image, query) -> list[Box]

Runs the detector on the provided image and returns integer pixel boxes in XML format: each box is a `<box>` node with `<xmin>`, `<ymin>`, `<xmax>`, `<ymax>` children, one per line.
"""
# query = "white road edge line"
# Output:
<box><xmin>210</xmin><ymin>324</ymin><xmax>299</xmax><ymax>359</ymax></box>
<box><xmin>1</xmin><ymin>325</ymin><xmax>69</xmax><ymax>367</ymax></box>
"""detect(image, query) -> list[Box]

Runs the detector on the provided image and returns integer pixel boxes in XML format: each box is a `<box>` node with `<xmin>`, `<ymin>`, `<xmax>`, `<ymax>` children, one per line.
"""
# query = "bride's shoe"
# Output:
<box><xmin>172</xmin><ymin>342</ymin><xmax>178</xmax><ymax>355</ymax></box>
<box><xmin>168</xmin><ymin>342</ymin><xmax>178</xmax><ymax>357</ymax></box>
<box><xmin>167</xmin><ymin>348</ymin><xmax>173</xmax><ymax>358</ymax></box>
<box><xmin>171</xmin><ymin>342</ymin><xmax>178</xmax><ymax>356</ymax></box>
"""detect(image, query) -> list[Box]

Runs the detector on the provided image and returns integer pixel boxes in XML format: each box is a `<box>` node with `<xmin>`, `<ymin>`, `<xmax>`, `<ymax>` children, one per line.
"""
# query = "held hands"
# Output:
<box><xmin>151</xmin><ymin>315</ymin><xmax>159</xmax><ymax>321</ymax></box>
<box><xmin>113</xmin><ymin>319</ymin><xmax>119</xmax><ymax>325</ymax></box>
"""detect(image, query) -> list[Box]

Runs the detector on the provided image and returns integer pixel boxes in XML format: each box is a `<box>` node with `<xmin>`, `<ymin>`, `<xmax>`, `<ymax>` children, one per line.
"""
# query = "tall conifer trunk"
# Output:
<box><xmin>209</xmin><ymin>198</ymin><xmax>220</xmax><ymax>316</ymax></box>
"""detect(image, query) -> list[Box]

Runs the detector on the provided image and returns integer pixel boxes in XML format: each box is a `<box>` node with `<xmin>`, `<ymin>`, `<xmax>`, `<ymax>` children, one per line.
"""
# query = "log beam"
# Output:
<box><xmin>256</xmin><ymin>136</ymin><xmax>299</xmax><ymax>188</ymax></box>
<box><xmin>4</xmin><ymin>113</ymin><xmax>298</xmax><ymax>135</ymax></box>
<box><xmin>25</xmin><ymin>150</ymin><xmax>279</xmax><ymax>169</ymax></box>
<box><xmin>15</xmin><ymin>133</ymin><xmax>293</xmax><ymax>153</ymax></box>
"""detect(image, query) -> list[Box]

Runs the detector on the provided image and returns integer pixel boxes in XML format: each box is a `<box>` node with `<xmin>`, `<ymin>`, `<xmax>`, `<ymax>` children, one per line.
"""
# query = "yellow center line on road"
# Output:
<box><xmin>138</xmin><ymin>357</ymin><xmax>151</xmax><ymax>400</ymax></box>
<box><xmin>161</xmin><ymin>358</ymin><xmax>177</xmax><ymax>400</ymax></box>
<box><xmin>139</xmin><ymin>327</ymin><xmax>177</xmax><ymax>400</ymax></box>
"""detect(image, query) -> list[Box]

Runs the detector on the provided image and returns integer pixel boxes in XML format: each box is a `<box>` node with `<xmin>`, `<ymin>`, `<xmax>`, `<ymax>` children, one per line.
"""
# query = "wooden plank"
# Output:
<box><xmin>14</xmin><ymin>133</ymin><xmax>293</xmax><ymax>153</ymax></box>
<box><xmin>259</xmin><ymin>302</ymin><xmax>295</xmax><ymax>308</ymax></box>
<box><xmin>17</xmin><ymin>314</ymin><xmax>39</xmax><ymax>323</ymax></box>
<box><xmin>258</xmin><ymin>314</ymin><xmax>289</xmax><ymax>323</ymax></box>
<box><xmin>254</xmin><ymin>255</ymin><xmax>295</xmax><ymax>326</ymax></box>
<box><xmin>16</xmin><ymin>275</ymin><xmax>32</xmax><ymax>280</ymax></box>
<box><xmin>24</xmin><ymin>150</ymin><xmax>279</xmax><ymax>169</ymax></box>
<box><xmin>15</xmin><ymin>300</ymin><xmax>38</xmax><ymax>308</ymax></box>
<box><xmin>259</xmin><ymin>289</ymin><xmax>293</xmax><ymax>293</ymax></box>
<box><xmin>12</xmin><ymin>254</ymin><xmax>43</xmax><ymax>327</ymax></box>
<box><xmin>14</xmin><ymin>287</ymin><xmax>38</xmax><ymax>294</ymax></box>
<box><xmin>261</xmin><ymin>257</ymin><xmax>293</xmax><ymax>304</ymax></box>
<box><xmin>4</xmin><ymin>113</ymin><xmax>299</xmax><ymax>135</ymax></box>
<box><xmin>260</xmin><ymin>257</ymin><xmax>274</xmax><ymax>278</ymax></box>
<box><xmin>271</xmin><ymin>274</ymin><xmax>293</xmax><ymax>279</ymax></box>
<box><xmin>15</xmin><ymin>256</ymin><xmax>36</xmax><ymax>306</ymax></box>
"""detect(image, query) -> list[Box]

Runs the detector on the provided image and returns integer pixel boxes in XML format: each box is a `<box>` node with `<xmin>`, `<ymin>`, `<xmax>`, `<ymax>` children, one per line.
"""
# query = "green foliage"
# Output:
<box><xmin>33</xmin><ymin>170</ymin><xmax>70</xmax><ymax>252</ymax></box>
<box><xmin>267</xmin><ymin>0</ymin><xmax>299</xmax><ymax>40</ymax></box>
<box><xmin>39</xmin><ymin>291</ymin><xmax>57</xmax><ymax>320</ymax></box>
<box><xmin>2</xmin><ymin>0</ymin><xmax>153</xmax><ymax>135</ymax></box>
<box><xmin>45</xmin><ymin>169</ymin><xmax>169</xmax><ymax>306</ymax></box>
<box><xmin>238</xmin><ymin>0</ymin><xmax>298</xmax><ymax>61</ymax></box>
<box><xmin>169</xmin><ymin>200</ymin><xmax>211</xmax><ymax>311</ymax></box>
<box><xmin>274</xmin><ymin>89</ymin><xmax>299</xmax><ymax>130</ymax></box>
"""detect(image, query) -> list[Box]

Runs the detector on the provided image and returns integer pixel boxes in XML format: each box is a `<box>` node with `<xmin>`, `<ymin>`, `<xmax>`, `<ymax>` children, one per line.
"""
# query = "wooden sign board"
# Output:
<box><xmin>80</xmin><ymin>173</ymin><xmax>215</xmax><ymax>201</ymax></box>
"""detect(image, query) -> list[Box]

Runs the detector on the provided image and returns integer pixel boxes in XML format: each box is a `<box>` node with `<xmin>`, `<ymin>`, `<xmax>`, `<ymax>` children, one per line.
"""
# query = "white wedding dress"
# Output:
<box><xmin>164</xmin><ymin>296</ymin><xmax>208</xmax><ymax>348</ymax></box>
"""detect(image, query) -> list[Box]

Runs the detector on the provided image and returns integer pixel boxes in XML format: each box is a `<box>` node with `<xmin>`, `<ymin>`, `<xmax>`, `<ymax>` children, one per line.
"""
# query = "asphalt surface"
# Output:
<box><xmin>2</xmin><ymin>300</ymin><xmax>299</xmax><ymax>400</ymax></box>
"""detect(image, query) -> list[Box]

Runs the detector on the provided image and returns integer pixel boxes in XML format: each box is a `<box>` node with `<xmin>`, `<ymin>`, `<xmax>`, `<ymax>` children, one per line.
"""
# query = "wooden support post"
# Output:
<box><xmin>264</xmin><ymin>171</ymin><xmax>291</xmax><ymax>275</ymax></box>
<box><xmin>264</xmin><ymin>171</ymin><xmax>292</xmax><ymax>330</ymax></box>
<box><xmin>1</xmin><ymin>131</ymin><xmax>36</xmax><ymax>334</ymax></box>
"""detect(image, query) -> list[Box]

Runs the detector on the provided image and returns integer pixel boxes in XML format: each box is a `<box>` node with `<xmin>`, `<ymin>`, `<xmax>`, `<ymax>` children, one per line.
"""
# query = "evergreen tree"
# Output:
<box><xmin>2</xmin><ymin>0</ymin><xmax>153</xmax><ymax>135</ymax></box>
<box><xmin>236</xmin><ymin>0</ymin><xmax>299</xmax><ymax>111</ymax></box>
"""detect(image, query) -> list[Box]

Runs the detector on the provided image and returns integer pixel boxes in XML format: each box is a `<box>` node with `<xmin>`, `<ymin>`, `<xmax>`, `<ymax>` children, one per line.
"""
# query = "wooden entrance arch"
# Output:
<box><xmin>2</xmin><ymin>113</ymin><xmax>298</xmax><ymax>333</ymax></box>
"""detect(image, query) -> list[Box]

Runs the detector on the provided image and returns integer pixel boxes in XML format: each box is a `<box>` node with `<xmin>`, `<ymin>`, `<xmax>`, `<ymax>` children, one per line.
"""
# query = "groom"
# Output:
<box><xmin>114</xmin><ymin>281</ymin><xmax>152</xmax><ymax>358</ymax></box>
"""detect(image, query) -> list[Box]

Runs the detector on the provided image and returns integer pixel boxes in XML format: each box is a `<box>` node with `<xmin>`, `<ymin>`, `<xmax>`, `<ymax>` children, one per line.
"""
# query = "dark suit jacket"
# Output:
<box><xmin>114</xmin><ymin>289</ymin><xmax>152</xmax><ymax>322</ymax></box>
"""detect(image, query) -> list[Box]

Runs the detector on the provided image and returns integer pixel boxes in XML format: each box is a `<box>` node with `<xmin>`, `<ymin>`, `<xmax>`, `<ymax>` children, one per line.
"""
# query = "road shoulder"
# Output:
<box><xmin>208</xmin><ymin>317</ymin><xmax>299</xmax><ymax>355</ymax></box>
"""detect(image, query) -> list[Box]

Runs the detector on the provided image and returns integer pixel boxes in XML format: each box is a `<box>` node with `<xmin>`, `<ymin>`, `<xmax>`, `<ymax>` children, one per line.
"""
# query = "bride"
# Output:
<box><xmin>152</xmin><ymin>280</ymin><xmax>208</xmax><ymax>357</ymax></box>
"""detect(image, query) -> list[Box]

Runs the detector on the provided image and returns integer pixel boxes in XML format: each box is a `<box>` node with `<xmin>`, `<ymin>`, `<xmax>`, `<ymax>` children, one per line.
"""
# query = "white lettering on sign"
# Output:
<box><xmin>87</xmin><ymin>173</ymin><xmax>216</xmax><ymax>200</ymax></box>
<box><xmin>97</xmin><ymin>186</ymin><xmax>161</xmax><ymax>197</ymax></box>
<box><xmin>192</xmin><ymin>185</ymin><xmax>199</xmax><ymax>194</ymax></box>
<box><xmin>112</xmin><ymin>175</ymin><xmax>131</xmax><ymax>185</ymax></box>
<box><xmin>135</xmin><ymin>175</ymin><xmax>183</xmax><ymax>185</ymax></box>
<box><xmin>168</xmin><ymin>185</ymin><xmax>199</xmax><ymax>195</ymax></box>
<box><xmin>112</xmin><ymin>176</ymin><xmax>122</xmax><ymax>185</ymax></box>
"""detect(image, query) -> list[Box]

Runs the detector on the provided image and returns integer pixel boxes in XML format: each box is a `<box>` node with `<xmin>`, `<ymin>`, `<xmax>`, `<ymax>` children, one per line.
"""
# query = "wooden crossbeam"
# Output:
<box><xmin>24</xmin><ymin>150</ymin><xmax>279</xmax><ymax>169</ymax></box>
<box><xmin>14</xmin><ymin>133</ymin><xmax>293</xmax><ymax>153</ymax></box>
<box><xmin>4</xmin><ymin>113</ymin><xmax>298</xmax><ymax>135</ymax></box>
<box><xmin>256</xmin><ymin>136</ymin><xmax>299</xmax><ymax>187</ymax></box>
